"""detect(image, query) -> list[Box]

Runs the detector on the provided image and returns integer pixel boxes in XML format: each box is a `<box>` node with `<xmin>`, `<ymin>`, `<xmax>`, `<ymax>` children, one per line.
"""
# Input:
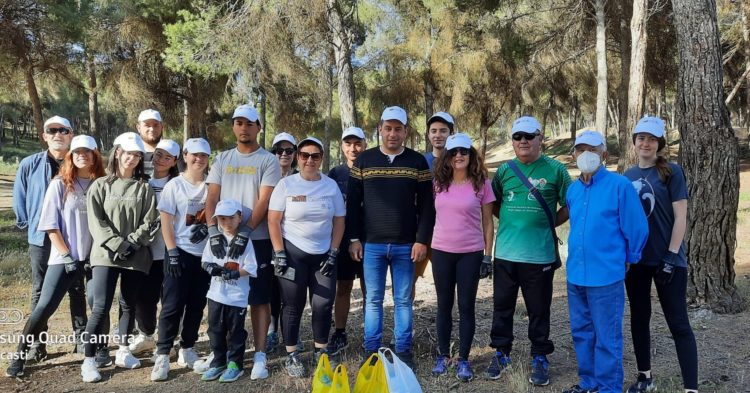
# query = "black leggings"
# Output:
<box><xmin>82</xmin><ymin>266</ymin><xmax>145</xmax><ymax>357</ymax></box>
<box><xmin>119</xmin><ymin>260</ymin><xmax>163</xmax><ymax>336</ymax></box>
<box><xmin>16</xmin><ymin>264</ymin><xmax>86</xmax><ymax>354</ymax></box>
<box><xmin>431</xmin><ymin>249</ymin><xmax>482</xmax><ymax>360</ymax></box>
<box><xmin>625</xmin><ymin>264</ymin><xmax>698</xmax><ymax>390</ymax></box>
<box><xmin>156</xmin><ymin>249</ymin><xmax>210</xmax><ymax>354</ymax></box>
<box><xmin>279</xmin><ymin>240</ymin><xmax>336</xmax><ymax>346</ymax></box>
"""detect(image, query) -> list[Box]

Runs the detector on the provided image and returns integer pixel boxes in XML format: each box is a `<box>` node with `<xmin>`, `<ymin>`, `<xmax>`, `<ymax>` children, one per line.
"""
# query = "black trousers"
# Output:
<box><xmin>119</xmin><ymin>260</ymin><xmax>163</xmax><ymax>336</ymax></box>
<box><xmin>16</xmin><ymin>264</ymin><xmax>86</xmax><ymax>354</ymax></box>
<box><xmin>431</xmin><ymin>249</ymin><xmax>482</xmax><ymax>360</ymax></box>
<box><xmin>625</xmin><ymin>264</ymin><xmax>698</xmax><ymax>390</ymax></box>
<box><xmin>490</xmin><ymin>259</ymin><xmax>555</xmax><ymax>356</ymax></box>
<box><xmin>28</xmin><ymin>239</ymin><xmax>87</xmax><ymax>341</ymax></box>
<box><xmin>82</xmin><ymin>266</ymin><xmax>145</xmax><ymax>357</ymax></box>
<box><xmin>156</xmin><ymin>249</ymin><xmax>210</xmax><ymax>354</ymax></box>
<box><xmin>207</xmin><ymin>299</ymin><xmax>247</xmax><ymax>369</ymax></box>
<box><xmin>279</xmin><ymin>240</ymin><xmax>337</xmax><ymax>346</ymax></box>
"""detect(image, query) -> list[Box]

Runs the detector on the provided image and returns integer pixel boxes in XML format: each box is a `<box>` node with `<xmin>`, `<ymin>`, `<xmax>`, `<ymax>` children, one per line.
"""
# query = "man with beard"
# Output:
<box><xmin>13</xmin><ymin>116</ymin><xmax>87</xmax><ymax>362</ymax></box>
<box><xmin>204</xmin><ymin>104</ymin><xmax>281</xmax><ymax>380</ymax></box>
<box><xmin>136</xmin><ymin>109</ymin><xmax>164</xmax><ymax>177</ymax></box>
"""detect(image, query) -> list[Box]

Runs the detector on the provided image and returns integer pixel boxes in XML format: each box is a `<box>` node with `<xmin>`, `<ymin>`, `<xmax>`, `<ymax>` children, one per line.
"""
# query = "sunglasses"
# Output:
<box><xmin>449</xmin><ymin>147</ymin><xmax>471</xmax><ymax>157</ymax></box>
<box><xmin>275</xmin><ymin>148</ymin><xmax>296</xmax><ymax>156</ymax></box>
<box><xmin>298</xmin><ymin>152</ymin><xmax>322</xmax><ymax>161</ymax></box>
<box><xmin>45</xmin><ymin>127</ymin><xmax>72</xmax><ymax>135</ymax></box>
<box><xmin>512</xmin><ymin>132</ymin><xmax>540</xmax><ymax>141</ymax></box>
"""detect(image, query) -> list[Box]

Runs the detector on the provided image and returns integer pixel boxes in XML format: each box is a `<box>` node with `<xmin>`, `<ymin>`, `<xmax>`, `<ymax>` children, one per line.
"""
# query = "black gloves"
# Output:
<box><xmin>165</xmin><ymin>248</ymin><xmax>182</xmax><ymax>278</ymax></box>
<box><xmin>320</xmin><ymin>249</ymin><xmax>338</xmax><ymax>277</ymax></box>
<box><xmin>189</xmin><ymin>223</ymin><xmax>209</xmax><ymax>244</ymax></box>
<box><xmin>202</xmin><ymin>262</ymin><xmax>224</xmax><ymax>277</ymax></box>
<box><xmin>655</xmin><ymin>251</ymin><xmax>679</xmax><ymax>286</ymax></box>
<box><xmin>222</xmin><ymin>269</ymin><xmax>241</xmax><ymax>280</ymax></box>
<box><xmin>61</xmin><ymin>253</ymin><xmax>78</xmax><ymax>274</ymax></box>
<box><xmin>114</xmin><ymin>240</ymin><xmax>138</xmax><ymax>261</ymax></box>
<box><xmin>479</xmin><ymin>255</ymin><xmax>493</xmax><ymax>279</ymax></box>
<box><xmin>227</xmin><ymin>227</ymin><xmax>252</xmax><ymax>259</ymax></box>
<box><xmin>208</xmin><ymin>225</ymin><xmax>227</xmax><ymax>259</ymax></box>
<box><xmin>83</xmin><ymin>259</ymin><xmax>92</xmax><ymax>280</ymax></box>
<box><xmin>273</xmin><ymin>250</ymin><xmax>288</xmax><ymax>275</ymax></box>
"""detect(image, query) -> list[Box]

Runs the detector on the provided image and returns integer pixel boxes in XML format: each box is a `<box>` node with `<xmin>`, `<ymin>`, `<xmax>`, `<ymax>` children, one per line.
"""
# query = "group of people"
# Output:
<box><xmin>7</xmin><ymin>105</ymin><xmax>697</xmax><ymax>393</ymax></box>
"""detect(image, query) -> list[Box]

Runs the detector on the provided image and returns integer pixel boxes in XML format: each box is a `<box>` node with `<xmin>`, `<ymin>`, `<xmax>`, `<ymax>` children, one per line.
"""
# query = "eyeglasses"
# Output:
<box><xmin>512</xmin><ymin>132</ymin><xmax>540</xmax><ymax>141</ymax></box>
<box><xmin>45</xmin><ymin>127</ymin><xmax>72</xmax><ymax>135</ymax></box>
<box><xmin>275</xmin><ymin>148</ymin><xmax>296</xmax><ymax>156</ymax></box>
<box><xmin>298</xmin><ymin>152</ymin><xmax>322</xmax><ymax>161</ymax></box>
<box><xmin>449</xmin><ymin>147</ymin><xmax>470</xmax><ymax>157</ymax></box>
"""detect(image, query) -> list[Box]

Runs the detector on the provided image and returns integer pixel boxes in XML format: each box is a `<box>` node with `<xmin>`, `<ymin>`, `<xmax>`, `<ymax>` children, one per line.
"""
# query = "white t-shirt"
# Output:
<box><xmin>38</xmin><ymin>178</ymin><xmax>92</xmax><ymax>265</ymax></box>
<box><xmin>148</xmin><ymin>176</ymin><xmax>171</xmax><ymax>260</ymax></box>
<box><xmin>157</xmin><ymin>175</ymin><xmax>208</xmax><ymax>256</ymax></box>
<box><xmin>203</xmin><ymin>233</ymin><xmax>258</xmax><ymax>308</ymax></box>
<box><xmin>268</xmin><ymin>173</ymin><xmax>346</xmax><ymax>254</ymax></box>
<box><xmin>206</xmin><ymin>148</ymin><xmax>281</xmax><ymax>240</ymax></box>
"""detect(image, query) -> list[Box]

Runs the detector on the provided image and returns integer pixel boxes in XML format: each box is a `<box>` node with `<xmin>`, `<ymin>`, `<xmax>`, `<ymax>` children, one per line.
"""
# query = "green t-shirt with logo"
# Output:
<box><xmin>492</xmin><ymin>155</ymin><xmax>572</xmax><ymax>264</ymax></box>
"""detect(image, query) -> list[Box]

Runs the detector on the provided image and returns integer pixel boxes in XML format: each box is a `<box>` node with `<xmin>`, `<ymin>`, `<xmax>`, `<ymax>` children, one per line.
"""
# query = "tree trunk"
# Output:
<box><xmin>183</xmin><ymin>98</ymin><xmax>190</xmax><ymax>143</ymax></box>
<box><xmin>672</xmin><ymin>0</ymin><xmax>744</xmax><ymax>313</ymax></box>
<box><xmin>21</xmin><ymin>58</ymin><xmax>44</xmax><ymax>144</ymax></box>
<box><xmin>327</xmin><ymin>0</ymin><xmax>357</xmax><ymax>133</ymax></box>
<box><xmin>570</xmin><ymin>94</ymin><xmax>579</xmax><ymax>140</ymax></box>
<box><xmin>260</xmin><ymin>93</ymin><xmax>267</xmax><ymax>149</ymax></box>
<box><xmin>743</xmin><ymin>1</ymin><xmax>750</xmax><ymax>129</ymax></box>
<box><xmin>86</xmin><ymin>52</ymin><xmax>100</xmax><ymax>141</ymax></box>
<box><xmin>480</xmin><ymin>122</ymin><xmax>489</xmax><ymax>158</ymax></box>
<box><xmin>617</xmin><ymin>0</ymin><xmax>631</xmax><ymax>171</ymax></box>
<box><xmin>594</xmin><ymin>0</ymin><xmax>608</xmax><ymax>134</ymax></box>
<box><xmin>424</xmin><ymin>70</ymin><xmax>435</xmax><ymax>152</ymax></box>
<box><xmin>618</xmin><ymin>0</ymin><xmax>647</xmax><ymax>172</ymax></box>
<box><xmin>323</xmin><ymin>56</ymin><xmax>334</xmax><ymax>173</ymax></box>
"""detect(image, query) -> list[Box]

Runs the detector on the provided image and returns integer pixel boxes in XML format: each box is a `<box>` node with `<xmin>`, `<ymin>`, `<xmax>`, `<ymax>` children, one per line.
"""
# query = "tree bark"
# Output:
<box><xmin>743</xmin><ymin>1</ymin><xmax>750</xmax><ymax>128</ymax></box>
<box><xmin>594</xmin><ymin>0</ymin><xmax>608</xmax><ymax>134</ymax></box>
<box><xmin>86</xmin><ymin>52</ymin><xmax>100</xmax><ymax>141</ymax></box>
<box><xmin>424</xmin><ymin>70</ymin><xmax>435</xmax><ymax>152</ymax></box>
<box><xmin>323</xmin><ymin>55</ymin><xmax>334</xmax><ymax>173</ymax></box>
<box><xmin>617</xmin><ymin>0</ymin><xmax>632</xmax><ymax>157</ymax></box>
<box><xmin>327</xmin><ymin>0</ymin><xmax>357</xmax><ymax>133</ymax></box>
<box><xmin>672</xmin><ymin>0</ymin><xmax>745</xmax><ymax>313</ymax></box>
<box><xmin>21</xmin><ymin>57</ymin><xmax>44</xmax><ymax>144</ymax></box>
<box><xmin>618</xmin><ymin>0</ymin><xmax>647</xmax><ymax>172</ymax></box>
<box><xmin>259</xmin><ymin>91</ymin><xmax>267</xmax><ymax>149</ymax></box>
<box><xmin>570</xmin><ymin>94</ymin><xmax>579</xmax><ymax>140</ymax></box>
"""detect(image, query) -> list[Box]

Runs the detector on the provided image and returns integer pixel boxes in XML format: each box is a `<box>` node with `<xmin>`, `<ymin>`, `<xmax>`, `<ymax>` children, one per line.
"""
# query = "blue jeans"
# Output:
<box><xmin>567</xmin><ymin>280</ymin><xmax>625</xmax><ymax>393</ymax></box>
<box><xmin>362</xmin><ymin>243</ymin><xmax>414</xmax><ymax>353</ymax></box>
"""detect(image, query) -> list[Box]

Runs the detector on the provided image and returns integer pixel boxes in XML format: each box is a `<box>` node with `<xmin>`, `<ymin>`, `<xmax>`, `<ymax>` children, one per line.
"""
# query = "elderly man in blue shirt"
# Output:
<box><xmin>563</xmin><ymin>131</ymin><xmax>649</xmax><ymax>393</ymax></box>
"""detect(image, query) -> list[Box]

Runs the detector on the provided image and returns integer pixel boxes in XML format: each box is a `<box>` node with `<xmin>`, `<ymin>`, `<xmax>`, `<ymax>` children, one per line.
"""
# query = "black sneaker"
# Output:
<box><xmin>396</xmin><ymin>351</ymin><xmax>415</xmax><ymax>370</ymax></box>
<box><xmin>484</xmin><ymin>351</ymin><xmax>511</xmax><ymax>380</ymax></box>
<box><xmin>26</xmin><ymin>344</ymin><xmax>47</xmax><ymax>364</ymax></box>
<box><xmin>326</xmin><ymin>331</ymin><xmax>349</xmax><ymax>356</ymax></box>
<box><xmin>285</xmin><ymin>352</ymin><xmax>306</xmax><ymax>378</ymax></box>
<box><xmin>626</xmin><ymin>373</ymin><xmax>656</xmax><ymax>393</ymax></box>
<box><xmin>5</xmin><ymin>358</ymin><xmax>25</xmax><ymax>378</ymax></box>
<box><xmin>562</xmin><ymin>384</ymin><xmax>599</xmax><ymax>393</ymax></box>
<box><xmin>95</xmin><ymin>346</ymin><xmax>113</xmax><ymax>368</ymax></box>
<box><xmin>529</xmin><ymin>355</ymin><xmax>550</xmax><ymax>386</ymax></box>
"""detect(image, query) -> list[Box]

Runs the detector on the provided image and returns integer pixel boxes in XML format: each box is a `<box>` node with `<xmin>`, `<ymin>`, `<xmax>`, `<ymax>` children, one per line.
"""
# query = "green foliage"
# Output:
<box><xmin>163</xmin><ymin>8</ymin><xmax>223</xmax><ymax>76</ymax></box>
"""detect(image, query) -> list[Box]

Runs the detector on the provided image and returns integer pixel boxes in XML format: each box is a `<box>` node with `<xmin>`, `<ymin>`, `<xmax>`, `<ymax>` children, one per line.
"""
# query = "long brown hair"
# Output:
<box><xmin>59</xmin><ymin>149</ymin><xmax>106</xmax><ymax>200</ymax></box>
<box><xmin>433</xmin><ymin>146</ymin><xmax>488</xmax><ymax>195</ymax></box>
<box><xmin>105</xmin><ymin>147</ymin><xmax>148</xmax><ymax>183</ymax></box>
<box><xmin>633</xmin><ymin>134</ymin><xmax>672</xmax><ymax>183</ymax></box>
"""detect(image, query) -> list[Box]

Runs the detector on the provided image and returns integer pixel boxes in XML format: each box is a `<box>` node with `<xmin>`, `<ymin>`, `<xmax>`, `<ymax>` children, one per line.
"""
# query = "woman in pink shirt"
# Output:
<box><xmin>430</xmin><ymin>133</ymin><xmax>495</xmax><ymax>382</ymax></box>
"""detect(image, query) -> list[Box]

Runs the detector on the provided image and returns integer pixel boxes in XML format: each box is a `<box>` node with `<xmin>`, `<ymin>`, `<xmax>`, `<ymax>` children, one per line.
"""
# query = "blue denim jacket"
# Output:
<box><xmin>566</xmin><ymin>166</ymin><xmax>649</xmax><ymax>287</ymax></box>
<box><xmin>13</xmin><ymin>151</ymin><xmax>54</xmax><ymax>246</ymax></box>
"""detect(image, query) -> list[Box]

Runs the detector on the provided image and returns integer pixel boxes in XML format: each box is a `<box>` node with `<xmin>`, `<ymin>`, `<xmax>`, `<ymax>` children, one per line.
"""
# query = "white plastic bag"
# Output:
<box><xmin>378</xmin><ymin>347</ymin><xmax>422</xmax><ymax>393</ymax></box>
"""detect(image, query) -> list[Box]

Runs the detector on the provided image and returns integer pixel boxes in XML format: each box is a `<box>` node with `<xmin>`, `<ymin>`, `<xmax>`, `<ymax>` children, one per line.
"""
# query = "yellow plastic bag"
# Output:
<box><xmin>312</xmin><ymin>353</ymin><xmax>334</xmax><ymax>392</ymax></box>
<box><xmin>332</xmin><ymin>363</ymin><xmax>351</xmax><ymax>393</ymax></box>
<box><xmin>353</xmin><ymin>353</ymin><xmax>388</xmax><ymax>393</ymax></box>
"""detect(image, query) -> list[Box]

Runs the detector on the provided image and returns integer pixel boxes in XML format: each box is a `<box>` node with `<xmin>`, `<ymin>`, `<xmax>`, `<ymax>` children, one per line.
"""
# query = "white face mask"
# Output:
<box><xmin>576</xmin><ymin>151</ymin><xmax>602</xmax><ymax>174</ymax></box>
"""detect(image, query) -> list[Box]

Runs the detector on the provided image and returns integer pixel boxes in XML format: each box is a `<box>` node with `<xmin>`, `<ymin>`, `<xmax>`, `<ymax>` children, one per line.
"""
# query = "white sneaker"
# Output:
<box><xmin>250</xmin><ymin>352</ymin><xmax>269</xmax><ymax>380</ymax></box>
<box><xmin>128</xmin><ymin>333</ymin><xmax>155</xmax><ymax>354</ymax></box>
<box><xmin>177</xmin><ymin>347</ymin><xmax>200</xmax><ymax>369</ymax></box>
<box><xmin>192</xmin><ymin>352</ymin><xmax>214</xmax><ymax>374</ymax></box>
<box><xmin>115</xmin><ymin>347</ymin><xmax>141</xmax><ymax>369</ymax></box>
<box><xmin>150</xmin><ymin>354</ymin><xmax>170</xmax><ymax>382</ymax></box>
<box><xmin>81</xmin><ymin>357</ymin><xmax>102</xmax><ymax>383</ymax></box>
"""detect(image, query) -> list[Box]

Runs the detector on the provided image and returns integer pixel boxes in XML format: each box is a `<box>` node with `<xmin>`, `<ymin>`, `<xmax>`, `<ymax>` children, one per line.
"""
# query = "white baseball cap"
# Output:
<box><xmin>574</xmin><ymin>130</ymin><xmax>606</xmax><ymax>147</ymax></box>
<box><xmin>380</xmin><ymin>106</ymin><xmax>407</xmax><ymax>125</ymax></box>
<box><xmin>138</xmin><ymin>109</ymin><xmax>162</xmax><ymax>123</ymax></box>
<box><xmin>511</xmin><ymin>116</ymin><xmax>542</xmax><ymax>135</ymax></box>
<box><xmin>342</xmin><ymin>126</ymin><xmax>366</xmax><ymax>140</ymax></box>
<box><xmin>272</xmin><ymin>132</ymin><xmax>297</xmax><ymax>146</ymax></box>
<box><xmin>70</xmin><ymin>135</ymin><xmax>97</xmax><ymax>151</ymax></box>
<box><xmin>113</xmin><ymin>132</ymin><xmax>137</xmax><ymax>147</ymax></box>
<box><xmin>155</xmin><ymin>139</ymin><xmax>180</xmax><ymax>157</ymax></box>
<box><xmin>184</xmin><ymin>138</ymin><xmax>211</xmax><ymax>155</ymax></box>
<box><xmin>44</xmin><ymin>116</ymin><xmax>73</xmax><ymax>131</ymax></box>
<box><xmin>298</xmin><ymin>136</ymin><xmax>324</xmax><ymax>152</ymax></box>
<box><xmin>232</xmin><ymin>104</ymin><xmax>259</xmax><ymax>122</ymax></box>
<box><xmin>633</xmin><ymin>116</ymin><xmax>665</xmax><ymax>138</ymax></box>
<box><xmin>445</xmin><ymin>133</ymin><xmax>472</xmax><ymax>150</ymax></box>
<box><xmin>213</xmin><ymin>199</ymin><xmax>243</xmax><ymax>218</ymax></box>
<box><xmin>427</xmin><ymin>112</ymin><xmax>455</xmax><ymax>129</ymax></box>
<box><xmin>116</xmin><ymin>132</ymin><xmax>146</xmax><ymax>153</ymax></box>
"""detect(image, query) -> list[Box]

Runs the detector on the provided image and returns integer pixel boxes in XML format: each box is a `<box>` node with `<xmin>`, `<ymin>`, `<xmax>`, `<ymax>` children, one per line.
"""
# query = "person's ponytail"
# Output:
<box><xmin>655</xmin><ymin>139</ymin><xmax>672</xmax><ymax>183</ymax></box>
